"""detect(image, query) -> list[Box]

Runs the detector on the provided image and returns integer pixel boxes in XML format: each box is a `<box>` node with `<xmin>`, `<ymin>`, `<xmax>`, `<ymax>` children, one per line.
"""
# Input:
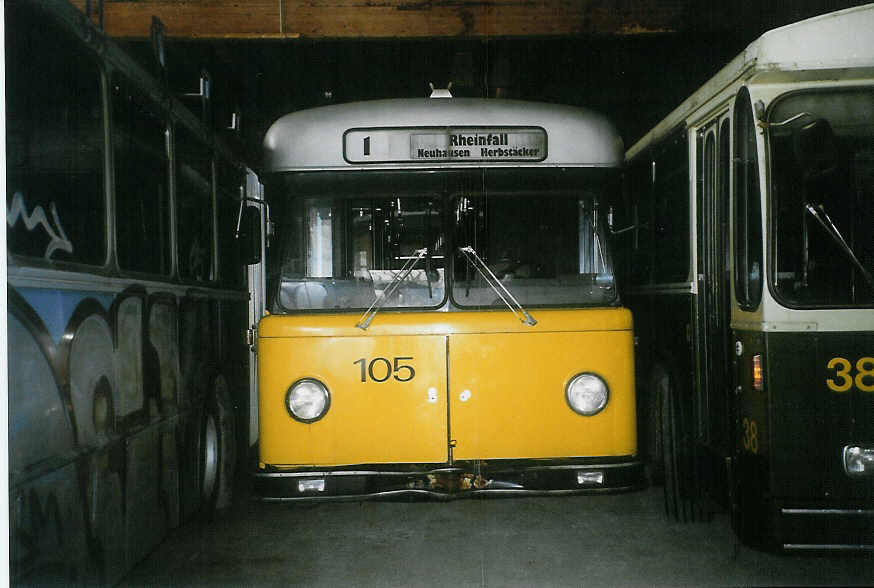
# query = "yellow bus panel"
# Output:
<box><xmin>258</xmin><ymin>307</ymin><xmax>632</xmax><ymax>339</ymax></box>
<box><xmin>259</xmin><ymin>308</ymin><xmax>635</xmax><ymax>465</ymax></box>
<box><xmin>448</xmin><ymin>329</ymin><xmax>636</xmax><ymax>460</ymax></box>
<box><xmin>259</xmin><ymin>334</ymin><xmax>448</xmax><ymax>466</ymax></box>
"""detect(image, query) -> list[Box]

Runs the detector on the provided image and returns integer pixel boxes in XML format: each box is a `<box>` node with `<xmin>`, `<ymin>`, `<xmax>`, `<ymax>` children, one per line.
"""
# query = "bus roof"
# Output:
<box><xmin>627</xmin><ymin>3</ymin><xmax>874</xmax><ymax>160</ymax></box>
<box><xmin>263</xmin><ymin>97</ymin><xmax>623</xmax><ymax>172</ymax></box>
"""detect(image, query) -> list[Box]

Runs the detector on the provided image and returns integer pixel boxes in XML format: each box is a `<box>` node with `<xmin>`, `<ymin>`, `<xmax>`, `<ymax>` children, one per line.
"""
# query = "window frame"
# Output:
<box><xmin>448</xmin><ymin>190</ymin><xmax>619</xmax><ymax>310</ymax></box>
<box><xmin>650</xmin><ymin>129</ymin><xmax>692</xmax><ymax>285</ymax></box>
<box><xmin>6</xmin><ymin>12</ymin><xmax>110</xmax><ymax>269</ymax></box>
<box><xmin>765</xmin><ymin>86</ymin><xmax>874</xmax><ymax>310</ymax></box>
<box><xmin>109</xmin><ymin>69</ymin><xmax>174</xmax><ymax>278</ymax></box>
<box><xmin>732</xmin><ymin>86</ymin><xmax>764</xmax><ymax>311</ymax></box>
<box><xmin>173</xmin><ymin>122</ymin><xmax>217</xmax><ymax>284</ymax></box>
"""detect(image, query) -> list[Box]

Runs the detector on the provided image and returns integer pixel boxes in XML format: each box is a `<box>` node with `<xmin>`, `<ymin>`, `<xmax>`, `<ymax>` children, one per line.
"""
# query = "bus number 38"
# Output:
<box><xmin>354</xmin><ymin>357</ymin><xmax>416</xmax><ymax>383</ymax></box>
<box><xmin>826</xmin><ymin>357</ymin><xmax>874</xmax><ymax>393</ymax></box>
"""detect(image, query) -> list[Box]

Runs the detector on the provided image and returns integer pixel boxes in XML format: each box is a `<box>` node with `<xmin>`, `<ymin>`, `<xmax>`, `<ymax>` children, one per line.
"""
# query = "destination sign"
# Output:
<box><xmin>344</xmin><ymin>127</ymin><xmax>547</xmax><ymax>164</ymax></box>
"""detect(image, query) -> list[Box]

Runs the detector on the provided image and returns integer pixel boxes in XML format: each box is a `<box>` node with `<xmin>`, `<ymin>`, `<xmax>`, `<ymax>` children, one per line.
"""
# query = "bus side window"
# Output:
<box><xmin>6</xmin><ymin>8</ymin><xmax>106</xmax><ymax>265</ymax></box>
<box><xmin>733</xmin><ymin>86</ymin><xmax>763</xmax><ymax>310</ymax></box>
<box><xmin>176</xmin><ymin>126</ymin><xmax>215</xmax><ymax>282</ymax></box>
<box><xmin>112</xmin><ymin>75</ymin><xmax>171</xmax><ymax>275</ymax></box>
<box><xmin>652</xmin><ymin>132</ymin><xmax>691</xmax><ymax>284</ymax></box>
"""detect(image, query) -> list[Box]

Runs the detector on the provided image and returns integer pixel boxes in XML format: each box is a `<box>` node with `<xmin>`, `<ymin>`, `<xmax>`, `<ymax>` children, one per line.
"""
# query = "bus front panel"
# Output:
<box><xmin>259</xmin><ymin>332</ymin><xmax>449</xmax><ymax>466</ymax></box>
<box><xmin>733</xmin><ymin>328</ymin><xmax>874</xmax><ymax>549</ymax></box>
<box><xmin>449</xmin><ymin>324</ymin><xmax>635</xmax><ymax>461</ymax></box>
<box><xmin>255</xmin><ymin>167</ymin><xmax>641</xmax><ymax>496</ymax></box>
<box><xmin>256</xmin><ymin>308</ymin><xmax>641</xmax><ymax>497</ymax></box>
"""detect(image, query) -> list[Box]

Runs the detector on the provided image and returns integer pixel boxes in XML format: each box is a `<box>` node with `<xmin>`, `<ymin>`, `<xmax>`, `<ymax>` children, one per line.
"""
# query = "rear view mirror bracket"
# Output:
<box><xmin>235</xmin><ymin>194</ymin><xmax>268</xmax><ymax>265</ymax></box>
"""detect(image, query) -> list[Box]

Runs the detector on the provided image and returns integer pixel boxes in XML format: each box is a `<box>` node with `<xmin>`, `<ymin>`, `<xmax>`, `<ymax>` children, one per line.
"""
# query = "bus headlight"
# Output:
<box><xmin>843</xmin><ymin>445</ymin><xmax>874</xmax><ymax>477</ymax></box>
<box><xmin>285</xmin><ymin>378</ymin><xmax>330</xmax><ymax>423</ymax></box>
<box><xmin>566</xmin><ymin>373</ymin><xmax>609</xmax><ymax>416</ymax></box>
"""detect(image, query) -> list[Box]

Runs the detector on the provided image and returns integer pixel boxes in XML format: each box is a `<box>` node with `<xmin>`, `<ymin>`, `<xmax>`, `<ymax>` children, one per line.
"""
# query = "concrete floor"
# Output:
<box><xmin>123</xmin><ymin>484</ymin><xmax>874</xmax><ymax>587</ymax></box>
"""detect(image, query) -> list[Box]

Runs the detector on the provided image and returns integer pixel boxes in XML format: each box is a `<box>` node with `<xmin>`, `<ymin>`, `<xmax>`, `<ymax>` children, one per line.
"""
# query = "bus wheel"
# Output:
<box><xmin>659</xmin><ymin>368</ymin><xmax>683</xmax><ymax>520</ymax></box>
<box><xmin>645</xmin><ymin>366</ymin><xmax>667</xmax><ymax>484</ymax></box>
<box><xmin>200</xmin><ymin>406</ymin><xmax>220</xmax><ymax>509</ymax></box>
<box><xmin>657</xmin><ymin>363</ymin><xmax>710</xmax><ymax>523</ymax></box>
<box><xmin>199</xmin><ymin>376</ymin><xmax>236</xmax><ymax>514</ymax></box>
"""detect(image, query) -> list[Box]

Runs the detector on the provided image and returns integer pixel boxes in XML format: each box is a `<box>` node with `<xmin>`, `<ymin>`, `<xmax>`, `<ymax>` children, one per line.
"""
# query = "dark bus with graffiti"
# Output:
<box><xmin>6</xmin><ymin>0</ymin><xmax>259</xmax><ymax>582</ymax></box>
<box><xmin>612</xmin><ymin>6</ymin><xmax>874</xmax><ymax>550</ymax></box>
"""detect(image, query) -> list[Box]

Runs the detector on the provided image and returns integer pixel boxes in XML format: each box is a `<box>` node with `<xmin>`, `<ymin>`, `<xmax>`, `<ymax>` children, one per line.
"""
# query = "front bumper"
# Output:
<box><xmin>255</xmin><ymin>457</ymin><xmax>643</xmax><ymax>501</ymax></box>
<box><xmin>777</xmin><ymin>503</ymin><xmax>874</xmax><ymax>551</ymax></box>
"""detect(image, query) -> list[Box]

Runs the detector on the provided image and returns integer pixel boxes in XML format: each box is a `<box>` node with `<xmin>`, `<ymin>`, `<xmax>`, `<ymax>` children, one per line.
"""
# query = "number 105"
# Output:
<box><xmin>353</xmin><ymin>356</ymin><xmax>416</xmax><ymax>383</ymax></box>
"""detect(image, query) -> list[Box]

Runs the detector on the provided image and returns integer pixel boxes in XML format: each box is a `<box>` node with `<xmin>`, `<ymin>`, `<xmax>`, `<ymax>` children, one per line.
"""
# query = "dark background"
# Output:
<box><xmin>117</xmin><ymin>1</ymin><xmax>869</xmax><ymax>169</ymax></box>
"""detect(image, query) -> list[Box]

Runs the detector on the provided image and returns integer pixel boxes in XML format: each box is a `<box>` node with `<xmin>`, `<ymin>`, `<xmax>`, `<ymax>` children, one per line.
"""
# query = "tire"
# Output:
<box><xmin>199</xmin><ymin>376</ymin><xmax>236</xmax><ymax>514</ymax></box>
<box><xmin>200</xmin><ymin>406</ymin><xmax>220</xmax><ymax>509</ymax></box>
<box><xmin>660</xmin><ymin>368</ymin><xmax>683</xmax><ymax>520</ymax></box>
<box><xmin>645</xmin><ymin>365</ymin><xmax>668</xmax><ymax>485</ymax></box>
<box><xmin>657</xmin><ymin>363</ymin><xmax>711</xmax><ymax>523</ymax></box>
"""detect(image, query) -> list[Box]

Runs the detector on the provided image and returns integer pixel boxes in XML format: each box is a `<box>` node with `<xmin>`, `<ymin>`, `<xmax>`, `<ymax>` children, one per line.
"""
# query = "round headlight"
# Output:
<box><xmin>566</xmin><ymin>373</ymin><xmax>609</xmax><ymax>416</ymax></box>
<box><xmin>285</xmin><ymin>378</ymin><xmax>330</xmax><ymax>423</ymax></box>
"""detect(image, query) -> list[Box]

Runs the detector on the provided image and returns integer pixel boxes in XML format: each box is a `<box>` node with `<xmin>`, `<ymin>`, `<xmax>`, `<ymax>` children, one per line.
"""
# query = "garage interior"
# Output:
<box><xmin>69</xmin><ymin>0</ymin><xmax>869</xmax><ymax>167</ymax></box>
<box><xmin>15</xmin><ymin>1</ymin><xmax>874</xmax><ymax>585</ymax></box>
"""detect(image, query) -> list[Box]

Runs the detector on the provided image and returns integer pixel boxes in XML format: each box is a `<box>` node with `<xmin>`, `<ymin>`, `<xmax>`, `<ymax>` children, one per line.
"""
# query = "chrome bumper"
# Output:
<box><xmin>255</xmin><ymin>457</ymin><xmax>643</xmax><ymax>501</ymax></box>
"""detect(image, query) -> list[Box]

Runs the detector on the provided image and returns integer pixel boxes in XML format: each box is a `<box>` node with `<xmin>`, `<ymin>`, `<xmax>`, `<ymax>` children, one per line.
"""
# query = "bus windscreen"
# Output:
<box><xmin>271</xmin><ymin>192</ymin><xmax>445</xmax><ymax>312</ymax></box>
<box><xmin>451</xmin><ymin>193</ymin><xmax>616</xmax><ymax>307</ymax></box>
<box><xmin>769</xmin><ymin>89</ymin><xmax>874</xmax><ymax>307</ymax></box>
<box><xmin>267</xmin><ymin>168</ymin><xmax>618</xmax><ymax>312</ymax></box>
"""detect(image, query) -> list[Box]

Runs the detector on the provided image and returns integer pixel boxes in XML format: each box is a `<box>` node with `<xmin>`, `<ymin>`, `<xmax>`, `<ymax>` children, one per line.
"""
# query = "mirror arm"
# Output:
<box><xmin>608</xmin><ymin>205</ymin><xmax>647</xmax><ymax>245</ymax></box>
<box><xmin>235</xmin><ymin>195</ymin><xmax>269</xmax><ymax>240</ymax></box>
<box><xmin>610</xmin><ymin>224</ymin><xmax>640</xmax><ymax>236</ymax></box>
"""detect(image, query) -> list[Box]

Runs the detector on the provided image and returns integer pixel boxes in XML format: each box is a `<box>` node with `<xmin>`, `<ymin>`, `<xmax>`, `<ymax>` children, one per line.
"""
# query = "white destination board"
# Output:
<box><xmin>344</xmin><ymin>127</ymin><xmax>547</xmax><ymax>164</ymax></box>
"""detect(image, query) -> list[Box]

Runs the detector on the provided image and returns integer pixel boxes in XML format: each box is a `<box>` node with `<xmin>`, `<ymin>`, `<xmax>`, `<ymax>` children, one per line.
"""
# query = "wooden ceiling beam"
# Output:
<box><xmin>69</xmin><ymin>0</ymin><xmax>684</xmax><ymax>40</ymax></box>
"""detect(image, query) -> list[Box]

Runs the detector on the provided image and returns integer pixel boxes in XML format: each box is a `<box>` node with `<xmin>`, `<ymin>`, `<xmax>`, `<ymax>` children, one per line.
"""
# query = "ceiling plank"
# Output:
<box><xmin>69</xmin><ymin>0</ymin><xmax>684</xmax><ymax>40</ymax></box>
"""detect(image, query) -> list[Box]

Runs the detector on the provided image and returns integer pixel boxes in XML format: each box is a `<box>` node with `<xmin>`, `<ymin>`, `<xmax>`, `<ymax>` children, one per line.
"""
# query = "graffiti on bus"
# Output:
<box><xmin>8</xmin><ymin>284</ymin><xmax>224</xmax><ymax>584</ymax></box>
<box><xmin>6</xmin><ymin>191</ymin><xmax>73</xmax><ymax>260</ymax></box>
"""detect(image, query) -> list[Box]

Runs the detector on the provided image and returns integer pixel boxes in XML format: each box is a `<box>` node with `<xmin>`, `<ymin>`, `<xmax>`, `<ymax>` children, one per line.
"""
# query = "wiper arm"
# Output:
<box><xmin>805</xmin><ymin>203</ymin><xmax>874</xmax><ymax>289</ymax></box>
<box><xmin>356</xmin><ymin>248</ymin><xmax>427</xmax><ymax>330</ymax></box>
<box><xmin>457</xmin><ymin>246</ymin><xmax>537</xmax><ymax>326</ymax></box>
<box><xmin>425</xmin><ymin>248</ymin><xmax>433</xmax><ymax>299</ymax></box>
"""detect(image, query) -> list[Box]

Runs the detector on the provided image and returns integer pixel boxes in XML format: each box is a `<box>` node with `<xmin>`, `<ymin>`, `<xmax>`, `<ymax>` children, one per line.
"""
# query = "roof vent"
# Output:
<box><xmin>429</xmin><ymin>82</ymin><xmax>453</xmax><ymax>99</ymax></box>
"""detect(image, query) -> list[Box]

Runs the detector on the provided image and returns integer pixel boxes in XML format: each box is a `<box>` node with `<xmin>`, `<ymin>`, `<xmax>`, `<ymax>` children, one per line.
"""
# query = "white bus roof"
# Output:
<box><xmin>263</xmin><ymin>97</ymin><xmax>623</xmax><ymax>172</ymax></box>
<box><xmin>627</xmin><ymin>3</ymin><xmax>874</xmax><ymax>159</ymax></box>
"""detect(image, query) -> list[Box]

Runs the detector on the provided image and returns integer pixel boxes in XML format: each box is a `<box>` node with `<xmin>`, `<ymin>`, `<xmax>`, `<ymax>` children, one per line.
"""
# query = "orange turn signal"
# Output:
<box><xmin>752</xmin><ymin>354</ymin><xmax>764</xmax><ymax>392</ymax></box>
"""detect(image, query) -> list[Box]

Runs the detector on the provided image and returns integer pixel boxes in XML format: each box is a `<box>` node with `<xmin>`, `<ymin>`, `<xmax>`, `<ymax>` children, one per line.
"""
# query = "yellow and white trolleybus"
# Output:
<box><xmin>253</xmin><ymin>95</ymin><xmax>641</xmax><ymax>498</ymax></box>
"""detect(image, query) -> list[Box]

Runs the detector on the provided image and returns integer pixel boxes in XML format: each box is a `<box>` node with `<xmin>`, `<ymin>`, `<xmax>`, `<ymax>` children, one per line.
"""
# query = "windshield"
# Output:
<box><xmin>266</xmin><ymin>169</ymin><xmax>618</xmax><ymax>313</ymax></box>
<box><xmin>451</xmin><ymin>191</ymin><xmax>616</xmax><ymax>307</ymax></box>
<box><xmin>268</xmin><ymin>172</ymin><xmax>445</xmax><ymax>312</ymax></box>
<box><xmin>769</xmin><ymin>89</ymin><xmax>874</xmax><ymax>307</ymax></box>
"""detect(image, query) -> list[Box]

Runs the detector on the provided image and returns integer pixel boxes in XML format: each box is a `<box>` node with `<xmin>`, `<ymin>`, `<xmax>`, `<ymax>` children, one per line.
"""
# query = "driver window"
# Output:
<box><xmin>733</xmin><ymin>86</ymin><xmax>763</xmax><ymax>310</ymax></box>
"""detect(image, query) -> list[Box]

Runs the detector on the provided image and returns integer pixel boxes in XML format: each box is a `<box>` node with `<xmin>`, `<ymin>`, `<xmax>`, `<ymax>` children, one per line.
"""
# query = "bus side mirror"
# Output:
<box><xmin>236</xmin><ymin>205</ymin><xmax>262</xmax><ymax>265</ymax></box>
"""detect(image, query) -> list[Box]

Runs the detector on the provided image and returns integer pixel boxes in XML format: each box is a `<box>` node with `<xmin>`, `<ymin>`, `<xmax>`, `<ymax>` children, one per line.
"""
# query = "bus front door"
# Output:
<box><xmin>258</xmin><ymin>328</ymin><xmax>449</xmax><ymax>467</ymax></box>
<box><xmin>447</xmin><ymin>310</ymin><xmax>637</xmax><ymax>462</ymax></box>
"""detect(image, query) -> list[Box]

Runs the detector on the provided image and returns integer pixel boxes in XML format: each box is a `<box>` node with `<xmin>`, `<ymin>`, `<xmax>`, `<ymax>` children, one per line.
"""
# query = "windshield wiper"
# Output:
<box><xmin>457</xmin><ymin>246</ymin><xmax>537</xmax><ymax>326</ymax></box>
<box><xmin>805</xmin><ymin>203</ymin><xmax>874</xmax><ymax>290</ymax></box>
<box><xmin>356</xmin><ymin>248</ymin><xmax>427</xmax><ymax>330</ymax></box>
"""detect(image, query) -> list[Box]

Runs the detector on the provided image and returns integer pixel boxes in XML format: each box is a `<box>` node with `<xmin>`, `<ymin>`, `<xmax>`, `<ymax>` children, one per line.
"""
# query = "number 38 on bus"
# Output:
<box><xmin>250</xmin><ymin>94</ymin><xmax>642</xmax><ymax>498</ymax></box>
